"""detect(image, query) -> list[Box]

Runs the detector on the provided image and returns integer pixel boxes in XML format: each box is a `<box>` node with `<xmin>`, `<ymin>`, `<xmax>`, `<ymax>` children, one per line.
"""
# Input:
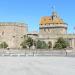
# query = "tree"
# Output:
<box><xmin>36</xmin><ymin>40</ymin><xmax>48</xmax><ymax>49</ymax></box>
<box><xmin>20</xmin><ymin>40</ymin><xmax>27</xmax><ymax>48</ymax></box>
<box><xmin>54</xmin><ymin>43</ymin><xmax>62</xmax><ymax>49</ymax></box>
<box><xmin>41</xmin><ymin>41</ymin><xmax>48</xmax><ymax>49</ymax></box>
<box><xmin>20</xmin><ymin>35</ymin><xmax>27</xmax><ymax>48</ymax></box>
<box><xmin>36</xmin><ymin>40</ymin><xmax>42</xmax><ymax>49</ymax></box>
<box><xmin>48</xmin><ymin>41</ymin><xmax>52</xmax><ymax>49</ymax></box>
<box><xmin>26</xmin><ymin>37</ymin><xmax>33</xmax><ymax>48</ymax></box>
<box><xmin>0</xmin><ymin>42</ymin><xmax>8</xmax><ymax>48</ymax></box>
<box><xmin>20</xmin><ymin>36</ymin><xmax>33</xmax><ymax>49</ymax></box>
<box><xmin>53</xmin><ymin>37</ymin><xmax>69</xmax><ymax>49</ymax></box>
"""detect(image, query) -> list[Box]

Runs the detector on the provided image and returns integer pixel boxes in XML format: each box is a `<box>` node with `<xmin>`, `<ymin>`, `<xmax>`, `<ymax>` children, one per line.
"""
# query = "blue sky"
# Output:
<box><xmin>0</xmin><ymin>0</ymin><xmax>75</xmax><ymax>33</ymax></box>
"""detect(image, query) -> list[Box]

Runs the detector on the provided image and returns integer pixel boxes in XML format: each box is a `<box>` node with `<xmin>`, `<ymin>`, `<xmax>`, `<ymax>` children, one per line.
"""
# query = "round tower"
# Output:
<box><xmin>39</xmin><ymin>11</ymin><xmax>68</xmax><ymax>35</ymax></box>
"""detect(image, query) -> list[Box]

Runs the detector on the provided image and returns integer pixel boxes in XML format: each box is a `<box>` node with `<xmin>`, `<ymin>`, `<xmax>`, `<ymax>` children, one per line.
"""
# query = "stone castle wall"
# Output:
<box><xmin>0</xmin><ymin>22</ymin><xmax>28</xmax><ymax>48</ymax></box>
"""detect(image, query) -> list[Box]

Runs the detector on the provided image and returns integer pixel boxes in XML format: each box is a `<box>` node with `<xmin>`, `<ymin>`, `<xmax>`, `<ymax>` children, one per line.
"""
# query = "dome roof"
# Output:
<box><xmin>40</xmin><ymin>12</ymin><xmax>66</xmax><ymax>25</ymax></box>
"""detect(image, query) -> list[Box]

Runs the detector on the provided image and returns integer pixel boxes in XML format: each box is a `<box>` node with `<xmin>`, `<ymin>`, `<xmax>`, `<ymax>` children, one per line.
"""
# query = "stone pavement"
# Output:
<box><xmin>0</xmin><ymin>57</ymin><xmax>75</xmax><ymax>75</ymax></box>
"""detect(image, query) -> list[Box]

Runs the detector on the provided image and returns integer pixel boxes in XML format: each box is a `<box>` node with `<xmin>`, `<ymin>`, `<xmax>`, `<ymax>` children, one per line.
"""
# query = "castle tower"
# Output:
<box><xmin>39</xmin><ymin>10</ymin><xmax>68</xmax><ymax>35</ymax></box>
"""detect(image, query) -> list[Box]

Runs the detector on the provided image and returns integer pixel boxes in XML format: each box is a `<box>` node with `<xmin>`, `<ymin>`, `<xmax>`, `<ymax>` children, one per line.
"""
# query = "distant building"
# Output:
<box><xmin>0</xmin><ymin>22</ymin><xmax>28</xmax><ymax>48</ymax></box>
<box><xmin>0</xmin><ymin>10</ymin><xmax>75</xmax><ymax>49</ymax></box>
<box><xmin>38</xmin><ymin>10</ymin><xmax>75</xmax><ymax>49</ymax></box>
<box><xmin>39</xmin><ymin>11</ymin><xmax>67</xmax><ymax>34</ymax></box>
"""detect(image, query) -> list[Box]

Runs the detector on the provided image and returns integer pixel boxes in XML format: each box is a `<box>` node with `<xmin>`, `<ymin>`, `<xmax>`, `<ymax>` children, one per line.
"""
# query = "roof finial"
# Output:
<box><xmin>51</xmin><ymin>5</ymin><xmax>58</xmax><ymax>20</ymax></box>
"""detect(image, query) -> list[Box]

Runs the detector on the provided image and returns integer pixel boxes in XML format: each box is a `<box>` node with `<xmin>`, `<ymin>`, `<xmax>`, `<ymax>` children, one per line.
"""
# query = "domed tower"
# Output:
<box><xmin>39</xmin><ymin>10</ymin><xmax>68</xmax><ymax>35</ymax></box>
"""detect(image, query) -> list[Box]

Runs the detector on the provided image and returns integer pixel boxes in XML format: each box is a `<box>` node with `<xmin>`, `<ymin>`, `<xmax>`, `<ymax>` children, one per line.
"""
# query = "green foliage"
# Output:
<box><xmin>26</xmin><ymin>37</ymin><xmax>33</xmax><ymax>48</ymax></box>
<box><xmin>42</xmin><ymin>41</ymin><xmax>48</xmax><ymax>49</ymax></box>
<box><xmin>54</xmin><ymin>43</ymin><xmax>62</xmax><ymax>49</ymax></box>
<box><xmin>0</xmin><ymin>42</ymin><xmax>8</xmax><ymax>48</ymax></box>
<box><xmin>48</xmin><ymin>41</ymin><xmax>52</xmax><ymax>49</ymax></box>
<box><xmin>20</xmin><ymin>40</ymin><xmax>27</xmax><ymax>48</ymax></box>
<box><xmin>54</xmin><ymin>37</ymin><xmax>69</xmax><ymax>49</ymax></box>
<box><xmin>20</xmin><ymin>36</ymin><xmax>33</xmax><ymax>49</ymax></box>
<box><xmin>36</xmin><ymin>40</ymin><xmax>42</xmax><ymax>49</ymax></box>
<box><xmin>36</xmin><ymin>40</ymin><xmax>48</xmax><ymax>49</ymax></box>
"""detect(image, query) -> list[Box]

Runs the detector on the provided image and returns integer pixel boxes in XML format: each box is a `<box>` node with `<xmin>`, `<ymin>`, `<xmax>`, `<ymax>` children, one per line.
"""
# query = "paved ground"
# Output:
<box><xmin>0</xmin><ymin>56</ymin><xmax>75</xmax><ymax>75</ymax></box>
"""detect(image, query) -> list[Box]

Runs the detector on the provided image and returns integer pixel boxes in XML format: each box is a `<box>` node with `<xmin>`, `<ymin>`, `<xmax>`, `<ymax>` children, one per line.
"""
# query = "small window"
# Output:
<box><xmin>49</xmin><ymin>19</ymin><xmax>51</xmax><ymax>20</ymax></box>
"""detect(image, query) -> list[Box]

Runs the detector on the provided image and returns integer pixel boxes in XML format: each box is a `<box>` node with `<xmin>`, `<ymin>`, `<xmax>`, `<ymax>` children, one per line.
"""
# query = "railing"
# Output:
<box><xmin>0</xmin><ymin>49</ymin><xmax>74</xmax><ymax>57</ymax></box>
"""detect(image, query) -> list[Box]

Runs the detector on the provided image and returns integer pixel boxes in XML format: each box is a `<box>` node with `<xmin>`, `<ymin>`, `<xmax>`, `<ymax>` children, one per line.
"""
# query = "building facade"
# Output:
<box><xmin>39</xmin><ymin>12</ymin><xmax>67</xmax><ymax>34</ymax></box>
<box><xmin>38</xmin><ymin>11</ymin><xmax>75</xmax><ymax>49</ymax></box>
<box><xmin>0</xmin><ymin>22</ymin><xmax>28</xmax><ymax>48</ymax></box>
<box><xmin>0</xmin><ymin>11</ymin><xmax>75</xmax><ymax>49</ymax></box>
